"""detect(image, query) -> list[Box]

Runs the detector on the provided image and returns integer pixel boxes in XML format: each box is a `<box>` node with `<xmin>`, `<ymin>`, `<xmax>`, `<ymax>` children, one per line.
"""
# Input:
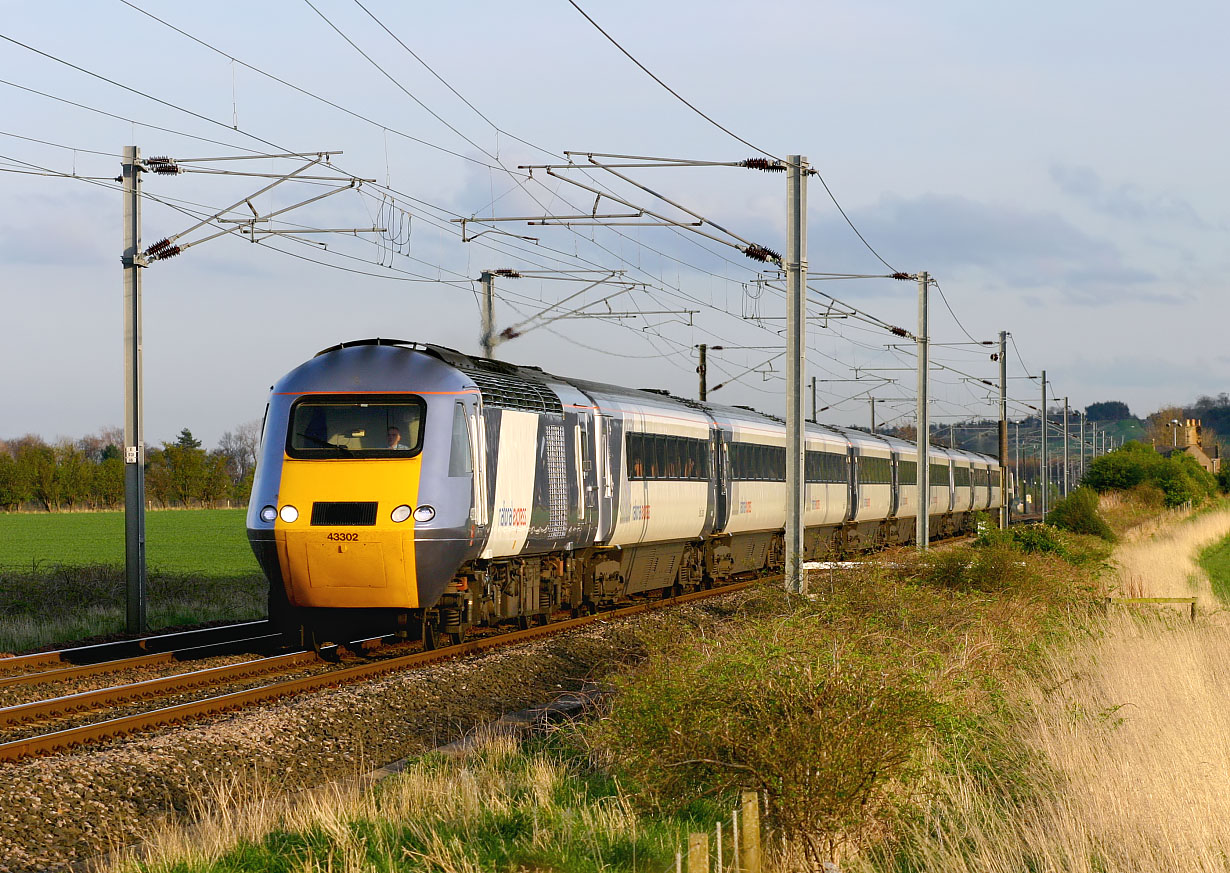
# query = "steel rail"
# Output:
<box><xmin>0</xmin><ymin>650</ymin><xmax>323</xmax><ymax>728</ymax></box>
<box><xmin>0</xmin><ymin>621</ymin><xmax>274</xmax><ymax>673</ymax></box>
<box><xmin>0</xmin><ymin>633</ymin><xmax>287</xmax><ymax>691</ymax></box>
<box><xmin>0</xmin><ymin>581</ymin><xmax>753</xmax><ymax>762</ymax></box>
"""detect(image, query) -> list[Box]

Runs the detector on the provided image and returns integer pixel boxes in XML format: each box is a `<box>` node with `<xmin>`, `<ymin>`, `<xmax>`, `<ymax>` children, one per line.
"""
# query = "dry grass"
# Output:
<box><xmin>105</xmin><ymin>731</ymin><xmax>674</xmax><ymax>873</ymax></box>
<box><xmin>856</xmin><ymin>504</ymin><xmax>1230</xmax><ymax>872</ymax></box>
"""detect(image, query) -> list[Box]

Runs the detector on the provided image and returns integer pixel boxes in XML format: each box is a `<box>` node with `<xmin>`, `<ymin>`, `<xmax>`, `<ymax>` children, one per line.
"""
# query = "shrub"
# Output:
<box><xmin>1046</xmin><ymin>487</ymin><xmax>1116</xmax><ymax>542</ymax></box>
<box><xmin>1009</xmin><ymin>523</ymin><xmax>1069</xmax><ymax>556</ymax></box>
<box><xmin>974</xmin><ymin>521</ymin><xmax>1069</xmax><ymax>558</ymax></box>
<box><xmin>1083</xmin><ymin>441</ymin><xmax>1217</xmax><ymax>508</ymax></box>
<box><xmin>587</xmin><ymin>613</ymin><xmax>938</xmax><ymax>864</ymax></box>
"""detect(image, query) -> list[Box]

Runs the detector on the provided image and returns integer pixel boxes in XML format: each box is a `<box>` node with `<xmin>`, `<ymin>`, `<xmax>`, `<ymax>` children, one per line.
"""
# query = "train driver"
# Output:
<box><xmin>387</xmin><ymin>426</ymin><xmax>410</xmax><ymax>450</ymax></box>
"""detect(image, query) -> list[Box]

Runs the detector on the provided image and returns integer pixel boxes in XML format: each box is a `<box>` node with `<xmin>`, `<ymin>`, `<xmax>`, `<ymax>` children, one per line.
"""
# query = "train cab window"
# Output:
<box><xmin>287</xmin><ymin>396</ymin><xmax>425</xmax><ymax>458</ymax></box>
<box><xmin>448</xmin><ymin>402</ymin><xmax>472</xmax><ymax>476</ymax></box>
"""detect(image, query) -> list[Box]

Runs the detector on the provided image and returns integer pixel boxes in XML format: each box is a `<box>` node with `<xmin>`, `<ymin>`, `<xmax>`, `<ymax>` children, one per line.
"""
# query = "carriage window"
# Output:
<box><xmin>448</xmin><ymin>402</ymin><xmax>472</xmax><ymax>476</ymax></box>
<box><xmin>287</xmin><ymin>396</ymin><xmax>425</xmax><ymax>458</ymax></box>
<box><xmin>898</xmin><ymin>459</ymin><xmax>917</xmax><ymax>486</ymax></box>
<box><xmin>627</xmin><ymin>432</ymin><xmax>709</xmax><ymax>481</ymax></box>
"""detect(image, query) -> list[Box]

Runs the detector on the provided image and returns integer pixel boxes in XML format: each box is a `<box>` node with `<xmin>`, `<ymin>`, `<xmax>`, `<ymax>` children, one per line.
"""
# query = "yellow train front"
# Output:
<box><xmin>247</xmin><ymin>339</ymin><xmax>483</xmax><ymax>646</ymax></box>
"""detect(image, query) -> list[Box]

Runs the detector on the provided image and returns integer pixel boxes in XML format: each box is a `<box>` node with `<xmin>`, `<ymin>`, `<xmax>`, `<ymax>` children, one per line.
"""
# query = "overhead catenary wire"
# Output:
<box><xmin>8</xmin><ymin>8</ymin><xmax>1013</xmax><ymax>417</ymax></box>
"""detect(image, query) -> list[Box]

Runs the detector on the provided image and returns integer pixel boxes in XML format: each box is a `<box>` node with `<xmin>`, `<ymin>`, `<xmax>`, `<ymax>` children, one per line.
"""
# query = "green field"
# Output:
<box><xmin>1199</xmin><ymin>533</ymin><xmax>1230</xmax><ymax>603</ymax></box>
<box><xmin>0</xmin><ymin>508</ymin><xmax>260</xmax><ymax>577</ymax></box>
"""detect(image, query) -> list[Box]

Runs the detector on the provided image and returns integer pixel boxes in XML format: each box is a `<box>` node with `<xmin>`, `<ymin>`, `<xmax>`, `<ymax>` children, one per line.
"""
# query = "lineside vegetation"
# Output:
<box><xmin>111</xmin><ymin>517</ymin><xmax>1118</xmax><ymax>872</ymax></box>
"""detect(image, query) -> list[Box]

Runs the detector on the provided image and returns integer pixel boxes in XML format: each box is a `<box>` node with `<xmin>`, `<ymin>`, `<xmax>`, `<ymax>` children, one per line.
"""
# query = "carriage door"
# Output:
<box><xmin>593</xmin><ymin>414</ymin><xmax>616</xmax><ymax>543</ymax></box>
<box><xmin>467</xmin><ymin>403</ymin><xmax>489</xmax><ymax>528</ymax></box>
<box><xmin>711</xmin><ymin>430</ymin><xmax>728</xmax><ymax>531</ymax></box>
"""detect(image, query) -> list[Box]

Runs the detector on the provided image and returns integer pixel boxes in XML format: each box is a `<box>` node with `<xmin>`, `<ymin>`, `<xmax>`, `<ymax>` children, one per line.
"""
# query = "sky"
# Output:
<box><xmin>1</xmin><ymin>0</ymin><xmax>1226</xmax><ymax>449</ymax></box>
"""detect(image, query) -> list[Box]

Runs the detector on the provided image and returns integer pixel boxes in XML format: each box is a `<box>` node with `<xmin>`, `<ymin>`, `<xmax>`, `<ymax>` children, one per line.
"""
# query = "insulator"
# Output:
<box><xmin>890</xmin><ymin>272</ymin><xmax>912</xmax><ymax>281</ymax></box>
<box><xmin>146</xmin><ymin>156</ymin><xmax>181</xmax><ymax>175</ymax></box>
<box><xmin>499</xmin><ymin>328</ymin><xmax>521</xmax><ymax>341</ymax></box>
<box><xmin>146</xmin><ymin>242</ymin><xmax>182</xmax><ymax>261</ymax></box>
<box><xmin>743</xmin><ymin>244</ymin><xmax>782</xmax><ymax>264</ymax></box>
<box><xmin>889</xmin><ymin>326</ymin><xmax>909</xmax><ymax>338</ymax></box>
<box><xmin>739</xmin><ymin>158</ymin><xmax>786</xmax><ymax>172</ymax></box>
<box><xmin>494</xmin><ymin>269</ymin><xmax>521</xmax><ymax>278</ymax></box>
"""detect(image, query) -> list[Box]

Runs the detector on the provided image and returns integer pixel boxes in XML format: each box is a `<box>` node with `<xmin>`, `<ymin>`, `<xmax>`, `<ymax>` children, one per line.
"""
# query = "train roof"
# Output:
<box><xmin>307</xmin><ymin>339</ymin><xmax>999</xmax><ymax>465</ymax></box>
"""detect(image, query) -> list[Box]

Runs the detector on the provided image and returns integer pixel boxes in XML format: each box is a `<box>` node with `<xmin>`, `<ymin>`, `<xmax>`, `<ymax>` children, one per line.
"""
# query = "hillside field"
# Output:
<box><xmin>0</xmin><ymin>509</ymin><xmax>260</xmax><ymax>577</ymax></box>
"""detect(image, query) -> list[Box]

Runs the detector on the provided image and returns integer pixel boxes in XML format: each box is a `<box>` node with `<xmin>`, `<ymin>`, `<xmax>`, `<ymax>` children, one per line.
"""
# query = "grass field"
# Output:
<box><xmin>0</xmin><ymin>509</ymin><xmax>259</xmax><ymax>577</ymax></box>
<box><xmin>0</xmin><ymin>509</ymin><xmax>265</xmax><ymax>652</ymax></box>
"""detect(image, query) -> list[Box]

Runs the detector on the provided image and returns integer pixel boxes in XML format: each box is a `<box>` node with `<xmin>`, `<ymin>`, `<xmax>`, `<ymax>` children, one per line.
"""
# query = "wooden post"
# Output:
<box><xmin>740</xmin><ymin>791</ymin><xmax>761</xmax><ymax>873</ymax></box>
<box><xmin>688</xmin><ymin>833</ymin><xmax>710</xmax><ymax>873</ymax></box>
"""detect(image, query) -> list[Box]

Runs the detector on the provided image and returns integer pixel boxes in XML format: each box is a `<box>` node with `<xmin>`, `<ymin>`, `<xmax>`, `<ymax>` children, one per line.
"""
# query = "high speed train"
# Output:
<box><xmin>246</xmin><ymin>339</ymin><xmax>1003</xmax><ymax>647</ymax></box>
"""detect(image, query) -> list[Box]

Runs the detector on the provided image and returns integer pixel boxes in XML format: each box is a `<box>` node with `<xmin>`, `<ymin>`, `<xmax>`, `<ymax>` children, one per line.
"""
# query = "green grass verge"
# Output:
<box><xmin>1199</xmin><ymin>533</ymin><xmax>1230</xmax><ymax>604</ymax></box>
<box><xmin>0</xmin><ymin>509</ymin><xmax>258</xmax><ymax>577</ymax></box>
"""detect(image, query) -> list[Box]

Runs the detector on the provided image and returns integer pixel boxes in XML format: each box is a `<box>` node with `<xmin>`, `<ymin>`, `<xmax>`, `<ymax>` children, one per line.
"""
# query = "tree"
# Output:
<box><xmin>1143</xmin><ymin>405</ymin><xmax>1187</xmax><ymax>446</ymax></box>
<box><xmin>0</xmin><ymin>449</ymin><xmax>31</xmax><ymax>510</ymax></box>
<box><xmin>91</xmin><ymin>455</ymin><xmax>125</xmax><ymax>508</ymax></box>
<box><xmin>17</xmin><ymin>440</ymin><xmax>61</xmax><ymax>511</ymax></box>
<box><xmin>54</xmin><ymin>441</ymin><xmax>92</xmax><ymax>509</ymax></box>
<box><xmin>1083</xmin><ymin>440</ymin><xmax>1217</xmax><ymax>507</ymax></box>
<box><xmin>174</xmin><ymin>428</ymin><xmax>203</xmax><ymax>450</ymax></box>
<box><xmin>218</xmin><ymin>419</ymin><xmax>262</xmax><ymax>485</ymax></box>
<box><xmin>1085</xmin><ymin>401</ymin><xmax>1133</xmax><ymax>421</ymax></box>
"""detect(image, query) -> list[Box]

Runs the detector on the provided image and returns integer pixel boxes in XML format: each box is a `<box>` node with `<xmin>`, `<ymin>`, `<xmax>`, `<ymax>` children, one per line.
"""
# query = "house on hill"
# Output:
<box><xmin>1156</xmin><ymin>418</ymin><xmax>1221</xmax><ymax>474</ymax></box>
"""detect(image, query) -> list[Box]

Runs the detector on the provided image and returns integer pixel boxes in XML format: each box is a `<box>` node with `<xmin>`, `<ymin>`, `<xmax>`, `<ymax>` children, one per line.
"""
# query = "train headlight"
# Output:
<box><xmin>413</xmin><ymin>504</ymin><xmax>436</xmax><ymax>523</ymax></box>
<box><xmin>390</xmin><ymin>504</ymin><xmax>412</xmax><ymax>523</ymax></box>
<box><xmin>279</xmin><ymin>504</ymin><xmax>299</xmax><ymax>523</ymax></box>
<box><xmin>259</xmin><ymin>505</ymin><xmax>277</xmax><ymax>523</ymax></box>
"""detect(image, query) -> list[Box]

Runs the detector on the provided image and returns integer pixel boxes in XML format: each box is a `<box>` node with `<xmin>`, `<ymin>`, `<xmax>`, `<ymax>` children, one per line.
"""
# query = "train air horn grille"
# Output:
<box><xmin>311</xmin><ymin>502</ymin><xmax>379</xmax><ymax>526</ymax></box>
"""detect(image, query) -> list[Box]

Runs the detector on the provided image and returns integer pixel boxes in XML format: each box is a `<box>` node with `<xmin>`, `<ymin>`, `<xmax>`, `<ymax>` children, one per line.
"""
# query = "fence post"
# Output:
<box><xmin>688</xmin><ymin>832</ymin><xmax>709</xmax><ymax>873</ymax></box>
<box><xmin>739</xmin><ymin>791</ymin><xmax>761</xmax><ymax>873</ymax></box>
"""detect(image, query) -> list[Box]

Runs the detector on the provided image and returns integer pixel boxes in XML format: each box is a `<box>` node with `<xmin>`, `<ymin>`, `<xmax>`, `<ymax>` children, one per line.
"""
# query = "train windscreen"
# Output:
<box><xmin>286</xmin><ymin>396</ymin><xmax>425</xmax><ymax>458</ymax></box>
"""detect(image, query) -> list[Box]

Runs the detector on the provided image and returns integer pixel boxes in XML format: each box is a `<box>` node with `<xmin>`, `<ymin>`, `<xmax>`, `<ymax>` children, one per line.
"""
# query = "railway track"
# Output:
<box><xmin>0</xmin><ymin>581</ymin><xmax>754</xmax><ymax>763</ymax></box>
<box><xmin>0</xmin><ymin>620</ymin><xmax>280</xmax><ymax>677</ymax></box>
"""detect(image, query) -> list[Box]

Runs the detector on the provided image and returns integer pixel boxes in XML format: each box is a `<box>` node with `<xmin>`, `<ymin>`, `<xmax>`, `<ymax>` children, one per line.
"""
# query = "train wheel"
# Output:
<box><xmin>417</xmin><ymin>610</ymin><xmax>441</xmax><ymax>651</ymax></box>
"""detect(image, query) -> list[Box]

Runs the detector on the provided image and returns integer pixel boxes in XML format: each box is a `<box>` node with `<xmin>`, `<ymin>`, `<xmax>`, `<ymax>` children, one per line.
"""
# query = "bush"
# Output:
<box><xmin>1083</xmin><ymin>441</ymin><xmax>1217</xmax><ymax>508</ymax></box>
<box><xmin>1046</xmin><ymin>487</ymin><xmax>1116</xmax><ymax>542</ymax></box>
<box><xmin>1009</xmin><ymin>524</ymin><xmax>1069</xmax><ymax>556</ymax></box>
<box><xmin>587</xmin><ymin>613</ymin><xmax>938</xmax><ymax>864</ymax></box>
<box><xmin>974</xmin><ymin>521</ymin><xmax>1069</xmax><ymax>557</ymax></box>
<box><xmin>914</xmin><ymin>543</ymin><xmax>1027</xmax><ymax>592</ymax></box>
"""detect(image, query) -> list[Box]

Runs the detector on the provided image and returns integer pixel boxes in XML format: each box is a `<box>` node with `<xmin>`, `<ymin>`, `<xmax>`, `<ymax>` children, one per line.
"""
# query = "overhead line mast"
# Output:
<box><xmin>119</xmin><ymin>147</ymin><xmax>381</xmax><ymax>633</ymax></box>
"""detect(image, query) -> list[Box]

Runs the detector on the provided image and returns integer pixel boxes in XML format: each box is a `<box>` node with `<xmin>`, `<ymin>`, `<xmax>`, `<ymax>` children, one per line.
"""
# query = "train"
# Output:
<box><xmin>246</xmin><ymin>338</ymin><xmax>1004</xmax><ymax>648</ymax></box>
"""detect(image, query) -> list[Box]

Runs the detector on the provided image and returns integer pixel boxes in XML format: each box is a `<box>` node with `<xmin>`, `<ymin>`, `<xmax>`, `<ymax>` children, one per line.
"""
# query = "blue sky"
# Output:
<box><xmin>1</xmin><ymin>0</ymin><xmax>1225</xmax><ymax>447</ymax></box>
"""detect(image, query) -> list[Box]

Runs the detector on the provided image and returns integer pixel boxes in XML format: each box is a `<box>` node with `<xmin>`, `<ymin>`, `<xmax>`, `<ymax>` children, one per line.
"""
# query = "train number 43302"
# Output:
<box><xmin>326</xmin><ymin>532</ymin><xmax>359</xmax><ymax>542</ymax></box>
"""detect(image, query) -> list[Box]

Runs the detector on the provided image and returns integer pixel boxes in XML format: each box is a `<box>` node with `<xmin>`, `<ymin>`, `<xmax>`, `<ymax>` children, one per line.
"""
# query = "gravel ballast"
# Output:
<box><xmin>0</xmin><ymin>597</ymin><xmax>748</xmax><ymax>872</ymax></box>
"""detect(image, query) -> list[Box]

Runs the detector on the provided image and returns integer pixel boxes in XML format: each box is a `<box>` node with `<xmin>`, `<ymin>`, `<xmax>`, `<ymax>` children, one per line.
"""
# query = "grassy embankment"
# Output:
<box><xmin>0</xmin><ymin>509</ymin><xmax>265</xmax><ymax>652</ymax></box>
<box><xmin>87</xmin><ymin>495</ymin><xmax>1230</xmax><ymax>872</ymax></box>
<box><xmin>104</xmin><ymin>517</ymin><xmax>1121</xmax><ymax>873</ymax></box>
